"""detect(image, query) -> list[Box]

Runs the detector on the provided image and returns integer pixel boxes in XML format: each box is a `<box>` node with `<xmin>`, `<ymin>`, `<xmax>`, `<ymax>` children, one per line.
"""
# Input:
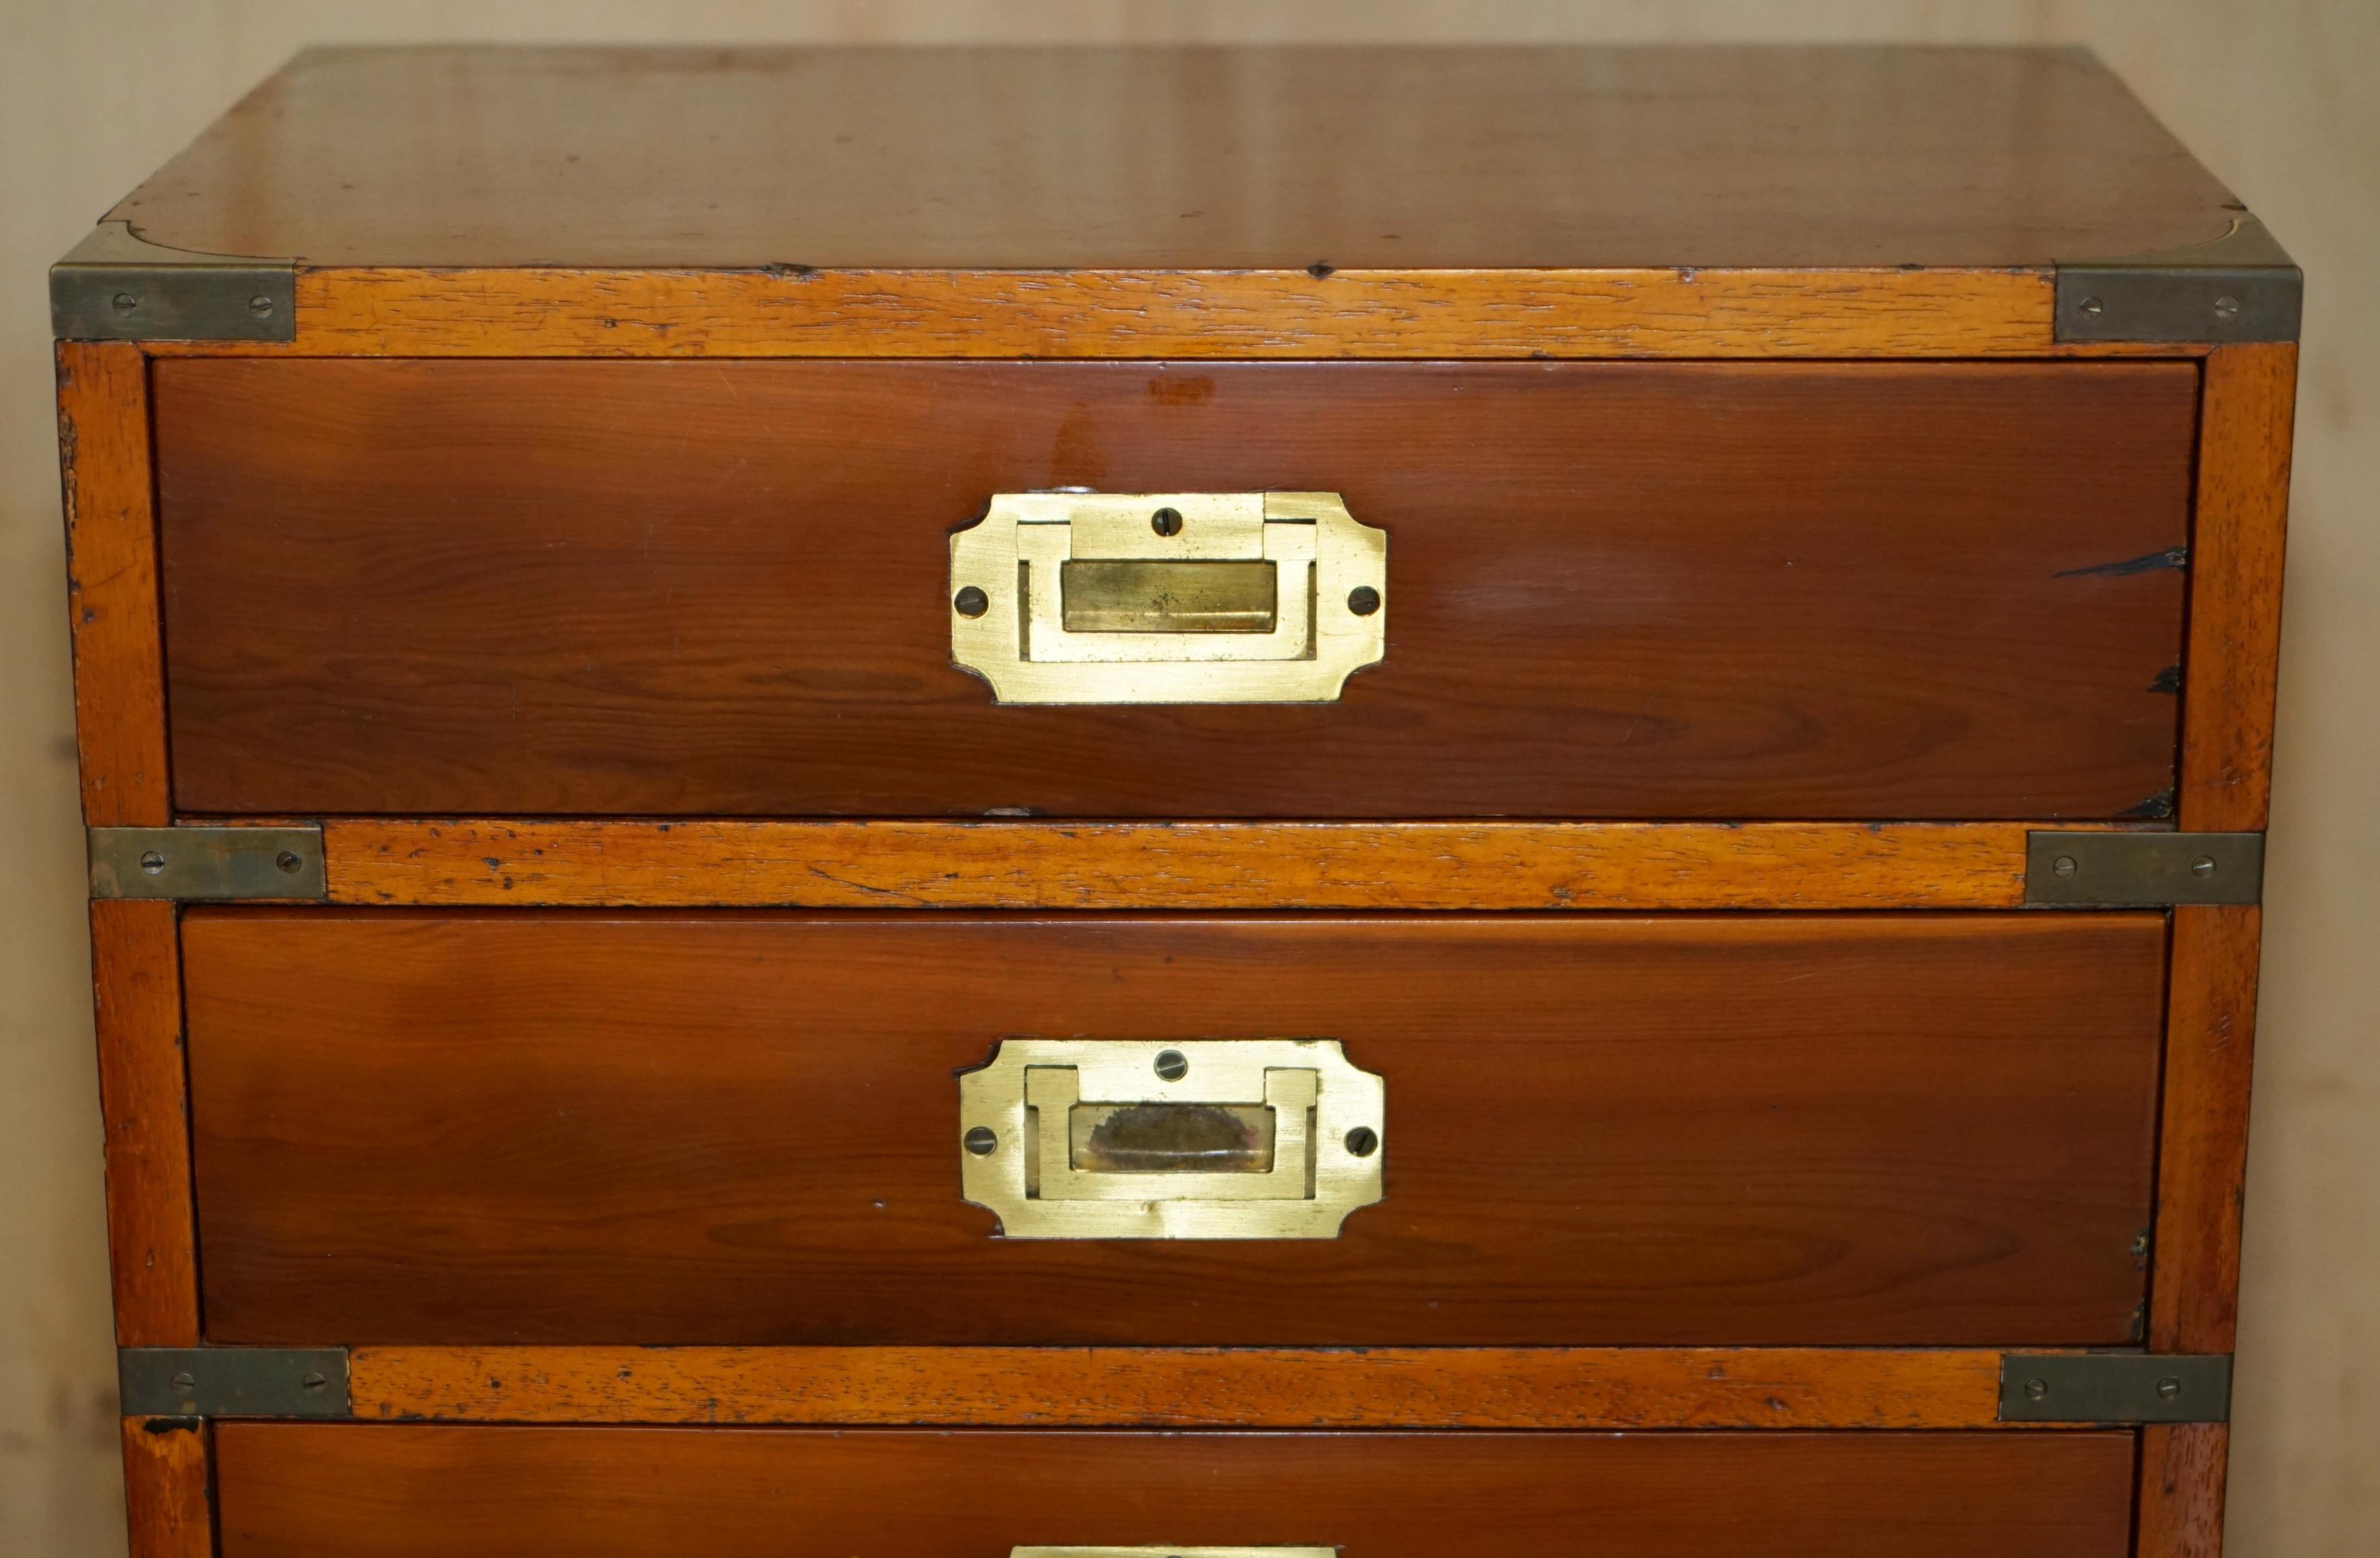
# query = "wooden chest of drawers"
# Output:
<box><xmin>56</xmin><ymin>44</ymin><xmax>2297</xmax><ymax>1558</ymax></box>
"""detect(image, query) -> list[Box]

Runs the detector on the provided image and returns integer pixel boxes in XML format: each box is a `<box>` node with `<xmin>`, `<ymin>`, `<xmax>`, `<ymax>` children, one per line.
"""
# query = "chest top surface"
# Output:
<box><xmin>107</xmin><ymin>44</ymin><xmax>2240</xmax><ymax>271</ymax></box>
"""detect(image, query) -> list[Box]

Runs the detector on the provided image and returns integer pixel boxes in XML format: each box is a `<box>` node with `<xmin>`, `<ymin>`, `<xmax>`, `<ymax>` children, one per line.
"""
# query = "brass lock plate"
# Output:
<box><xmin>948</xmin><ymin>491</ymin><xmax>1387</xmax><ymax>704</ymax></box>
<box><xmin>958</xmin><ymin>1038</ymin><xmax>1385</xmax><ymax>1239</ymax></box>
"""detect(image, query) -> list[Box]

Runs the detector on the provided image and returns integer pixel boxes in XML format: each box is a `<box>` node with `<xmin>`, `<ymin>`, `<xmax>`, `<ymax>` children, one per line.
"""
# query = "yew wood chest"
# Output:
<box><xmin>56</xmin><ymin>44</ymin><xmax>2297</xmax><ymax>1558</ymax></box>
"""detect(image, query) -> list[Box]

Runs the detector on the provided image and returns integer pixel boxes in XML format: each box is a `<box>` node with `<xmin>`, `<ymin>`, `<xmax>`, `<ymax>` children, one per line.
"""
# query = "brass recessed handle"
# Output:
<box><xmin>948</xmin><ymin>491</ymin><xmax>1387</xmax><ymax>704</ymax></box>
<box><xmin>958</xmin><ymin>1038</ymin><xmax>1385</xmax><ymax>1239</ymax></box>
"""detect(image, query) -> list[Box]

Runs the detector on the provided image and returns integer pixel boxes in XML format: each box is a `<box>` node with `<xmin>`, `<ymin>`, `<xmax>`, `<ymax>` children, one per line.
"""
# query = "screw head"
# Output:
<box><xmin>276</xmin><ymin>850</ymin><xmax>304</xmax><ymax>874</ymax></box>
<box><xmin>139</xmin><ymin>850</ymin><xmax>167</xmax><ymax>875</ymax></box>
<box><xmin>2190</xmin><ymin>855</ymin><xmax>2217</xmax><ymax>877</ymax></box>
<box><xmin>111</xmin><ymin>292</ymin><xmax>139</xmax><ymax>315</ymax></box>
<box><xmin>300</xmin><ymin>1371</ymin><xmax>328</xmax><ymax>1391</ymax></box>
<box><xmin>2213</xmin><ymin>295</ymin><xmax>2242</xmax><ymax>319</ymax></box>
<box><xmin>2079</xmin><ymin>296</ymin><xmax>2105</xmax><ymax>318</ymax></box>
<box><xmin>1344</xmin><ymin>1125</ymin><xmax>1381</xmax><ymax>1157</ymax></box>
<box><xmin>1150</xmin><ymin>507</ymin><xmax>1184</xmax><ymax>537</ymax></box>
<box><xmin>1153</xmin><ymin>1049</ymin><xmax>1189</xmax><ymax>1081</ymax></box>
<box><xmin>2157</xmin><ymin>1375</ymin><xmax>2183</xmax><ymax>1400</ymax></box>
<box><xmin>249</xmin><ymin>294</ymin><xmax>276</xmax><ymax>319</ymax></box>
<box><xmin>962</xmin><ymin>1126</ymin><xmax>998</xmax><ymax>1156</ymax></box>
<box><xmin>2053</xmin><ymin>855</ymin><xmax>2079</xmax><ymax>878</ymax></box>
<box><xmin>2023</xmin><ymin>1377</ymin><xmax>2049</xmax><ymax>1401</ymax></box>
<box><xmin>952</xmin><ymin>585</ymin><xmax>989</xmax><ymax>618</ymax></box>
<box><xmin>169</xmin><ymin>1371</ymin><xmax>196</xmax><ymax>1392</ymax></box>
<box><xmin>1347</xmin><ymin>585</ymin><xmax>1383</xmax><ymax>616</ymax></box>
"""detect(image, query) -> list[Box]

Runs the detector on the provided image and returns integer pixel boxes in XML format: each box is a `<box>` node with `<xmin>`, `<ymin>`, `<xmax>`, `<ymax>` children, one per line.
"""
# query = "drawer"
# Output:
<box><xmin>213</xmin><ymin>1425</ymin><xmax>2137</xmax><ymax>1558</ymax></box>
<box><xmin>154</xmin><ymin>358</ymin><xmax>2194</xmax><ymax>820</ymax></box>
<box><xmin>185</xmin><ymin>911</ymin><xmax>2162</xmax><ymax>1345</ymax></box>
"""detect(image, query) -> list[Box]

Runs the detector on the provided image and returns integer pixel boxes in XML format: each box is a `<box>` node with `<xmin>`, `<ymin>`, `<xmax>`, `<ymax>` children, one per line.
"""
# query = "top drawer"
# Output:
<box><xmin>155</xmin><ymin>359</ymin><xmax>2194</xmax><ymax>819</ymax></box>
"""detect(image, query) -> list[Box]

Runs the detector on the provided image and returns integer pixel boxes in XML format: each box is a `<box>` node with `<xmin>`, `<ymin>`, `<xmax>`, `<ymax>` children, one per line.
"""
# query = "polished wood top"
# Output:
<box><xmin>111</xmin><ymin>44</ymin><xmax>2240</xmax><ymax>270</ymax></box>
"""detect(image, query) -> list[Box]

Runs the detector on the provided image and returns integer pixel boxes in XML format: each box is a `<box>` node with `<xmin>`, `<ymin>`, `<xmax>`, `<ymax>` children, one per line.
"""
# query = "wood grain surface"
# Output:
<box><xmin>188</xmin><ymin>265</ymin><xmax>2067</xmax><ymax>360</ymax></box>
<box><xmin>210</xmin><ymin>1425</ymin><xmax>2139</xmax><ymax>1558</ymax></box>
<box><xmin>119</xmin><ymin>1418</ymin><xmax>212</xmax><ymax>1558</ymax></box>
<box><xmin>56</xmin><ymin>341</ymin><xmax>167</xmax><ymax>826</ymax></box>
<box><xmin>114</xmin><ymin>47</ymin><xmax>2238</xmax><ymax>270</ymax></box>
<box><xmin>89</xmin><ymin>900</ymin><xmax>196</xmax><ymax>1346</ymax></box>
<box><xmin>2139</xmin><ymin>1423</ymin><xmax>2231</xmax><ymax>1558</ymax></box>
<box><xmin>319</xmin><ymin>819</ymin><xmax>2084</xmax><ymax>909</ymax></box>
<box><xmin>347</xmin><ymin>1345</ymin><xmax>2011</xmax><ymax>1428</ymax></box>
<box><xmin>155</xmin><ymin>359</ymin><xmax>2195</xmax><ymax>819</ymax></box>
<box><xmin>2180</xmin><ymin>343</ymin><xmax>2298</xmax><ymax>831</ymax></box>
<box><xmin>184</xmin><ymin>911</ymin><xmax>2164</xmax><ymax>1346</ymax></box>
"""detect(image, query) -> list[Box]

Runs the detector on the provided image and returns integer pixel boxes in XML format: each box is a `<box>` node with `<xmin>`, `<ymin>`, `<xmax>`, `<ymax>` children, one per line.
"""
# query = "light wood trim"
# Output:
<box><xmin>90</xmin><ymin>900</ymin><xmax>198</xmax><ymax>1347</ymax></box>
<box><xmin>2149</xmin><ymin>903</ymin><xmax>2263</xmax><ymax>1357</ymax></box>
<box><xmin>119</xmin><ymin>1417</ymin><xmax>211</xmax><ymax>1558</ymax></box>
<box><xmin>2179</xmin><ymin>343</ymin><xmax>2297</xmax><ymax>831</ymax></box>
<box><xmin>350</xmin><ymin>1346</ymin><xmax>2017</xmax><ymax>1428</ymax></box>
<box><xmin>314</xmin><ymin>819</ymin><xmax>2119</xmax><ymax>910</ymax></box>
<box><xmin>2137</xmin><ymin>1422</ymin><xmax>2229</xmax><ymax>1558</ymax></box>
<box><xmin>128</xmin><ymin>265</ymin><xmax>2100</xmax><ymax>360</ymax></box>
<box><xmin>56</xmin><ymin>341</ymin><xmax>167</xmax><ymax>826</ymax></box>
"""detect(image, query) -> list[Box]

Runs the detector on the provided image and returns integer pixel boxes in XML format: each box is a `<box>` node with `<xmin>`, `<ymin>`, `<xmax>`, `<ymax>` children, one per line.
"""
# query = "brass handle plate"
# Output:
<box><xmin>949</xmin><ymin>491</ymin><xmax>1387</xmax><ymax>704</ymax></box>
<box><xmin>959</xmin><ymin>1038</ymin><xmax>1385</xmax><ymax>1239</ymax></box>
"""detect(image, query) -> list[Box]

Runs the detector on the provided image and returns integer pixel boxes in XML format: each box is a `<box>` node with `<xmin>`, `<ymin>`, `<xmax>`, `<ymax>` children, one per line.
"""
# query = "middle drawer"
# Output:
<box><xmin>184</xmin><ymin>911</ymin><xmax>2161</xmax><ymax>1346</ymax></box>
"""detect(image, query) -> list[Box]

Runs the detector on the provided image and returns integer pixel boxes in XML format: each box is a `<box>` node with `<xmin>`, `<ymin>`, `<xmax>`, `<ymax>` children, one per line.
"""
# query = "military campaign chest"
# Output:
<box><xmin>56</xmin><ymin>44</ymin><xmax>2297</xmax><ymax>1558</ymax></box>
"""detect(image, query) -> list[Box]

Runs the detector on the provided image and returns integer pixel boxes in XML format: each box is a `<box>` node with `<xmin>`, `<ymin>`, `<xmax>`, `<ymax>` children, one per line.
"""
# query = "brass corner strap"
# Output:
<box><xmin>2053</xmin><ymin>214</ymin><xmax>2300</xmax><ymax>343</ymax></box>
<box><xmin>2024</xmin><ymin>831</ymin><xmax>2263</xmax><ymax>907</ymax></box>
<box><xmin>118</xmin><ymin>1348</ymin><xmax>351</xmax><ymax>1418</ymax></box>
<box><xmin>88</xmin><ymin>825</ymin><xmax>327</xmax><ymax>901</ymax></box>
<box><xmin>52</xmin><ymin>220</ymin><xmax>296</xmax><ymax>343</ymax></box>
<box><xmin>1998</xmin><ymin>1353</ymin><xmax>2231</xmax><ymax>1424</ymax></box>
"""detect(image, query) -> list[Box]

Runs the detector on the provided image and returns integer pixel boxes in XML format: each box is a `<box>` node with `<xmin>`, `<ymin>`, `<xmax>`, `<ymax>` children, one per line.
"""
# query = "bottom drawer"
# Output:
<box><xmin>214</xmin><ymin>1426</ymin><xmax>2136</xmax><ymax>1557</ymax></box>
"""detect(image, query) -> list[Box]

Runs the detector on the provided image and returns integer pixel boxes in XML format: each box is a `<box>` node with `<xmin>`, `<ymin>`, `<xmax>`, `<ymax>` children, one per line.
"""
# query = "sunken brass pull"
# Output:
<box><xmin>958</xmin><ymin>1038</ymin><xmax>1385</xmax><ymax>1239</ymax></box>
<box><xmin>948</xmin><ymin>491</ymin><xmax>1387</xmax><ymax>704</ymax></box>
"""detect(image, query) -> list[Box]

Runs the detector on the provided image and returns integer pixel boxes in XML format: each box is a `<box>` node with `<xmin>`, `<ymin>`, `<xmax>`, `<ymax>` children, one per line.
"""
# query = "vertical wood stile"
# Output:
<box><xmin>56</xmin><ymin>340</ymin><xmax>169</xmax><ymax>826</ymax></box>
<box><xmin>119</xmin><ymin>1418</ymin><xmax>213</xmax><ymax>1558</ymax></box>
<box><xmin>2140</xmin><ymin>341</ymin><xmax>2298</xmax><ymax>1558</ymax></box>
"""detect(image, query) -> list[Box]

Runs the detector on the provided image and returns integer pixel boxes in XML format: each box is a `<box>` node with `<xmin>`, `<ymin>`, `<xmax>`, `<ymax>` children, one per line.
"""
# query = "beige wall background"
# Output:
<box><xmin>3</xmin><ymin>2</ymin><xmax>2372</xmax><ymax>1552</ymax></box>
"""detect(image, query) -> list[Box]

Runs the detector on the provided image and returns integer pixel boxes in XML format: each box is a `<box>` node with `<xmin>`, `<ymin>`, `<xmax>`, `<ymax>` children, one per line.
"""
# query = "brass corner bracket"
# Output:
<box><xmin>2054</xmin><ymin>214</ymin><xmax>2301</xmax><ymax>343</ymax></box>
<box><xmin>52</xmin><ymin>220</ymin><xmax>296</xmax><ymax>343</ymax></box>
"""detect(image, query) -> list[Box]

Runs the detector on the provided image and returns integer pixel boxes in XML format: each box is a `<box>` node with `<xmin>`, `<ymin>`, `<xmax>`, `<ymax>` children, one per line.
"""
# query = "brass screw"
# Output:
<box><xmin>1150</xmin><ymin>507</ymin><xmax>1184</xmax><ymax>537</ymax></box>
<box><xmin>139</xmin><ymin>851</ymin><xmax>167</xmax><ymax>875</ymax></box>
<box><xmin>1153</xmin><ymin>1049</ymin><xmax>1189</xmax><ymax>1081</ymax></box>
<box><xmin>2191</xmin><ymin>856</ymin><xmax>2217</xmax><ymax>877</ymax></box>
<box><xmin>962</xmin><ymin>1126</ymin><xmax>998</xmax><ymax>1156</ymax></box>
<box><xmin>2053</xmin><ymin>856</ymin><xmax>2079</xmax><ymax>878</ymax></box>
<box><xmin>276</xmin><ymin>851</ymin><xmax>304</xmax><ymax>874</ymax></box>
<box><xmin>2157</xmin><ymin>1376</ymin><xmax>2183</xmax><ymax>1400</ymax></box>
<box><xmin>952</xmin><ymin>586</ymin><xmax>989</xmax><ymax>618</ymax></box>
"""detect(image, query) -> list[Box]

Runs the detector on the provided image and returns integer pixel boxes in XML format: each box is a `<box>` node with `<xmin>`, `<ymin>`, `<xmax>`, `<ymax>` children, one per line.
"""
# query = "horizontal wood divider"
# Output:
<box><xmin>349</xmin><ymin>1346</ymin><xmax>2021</xmax><ymax>1428</ymax></box>
<box><xmin>310</xmin><ymin>819</ymin><xmax>2129</xmax><ymax>910</ymax></box>
<box><xmin>134</xmin><ymin>265</ymin><xmax>2085</xmax><ymax>360</ymax></box>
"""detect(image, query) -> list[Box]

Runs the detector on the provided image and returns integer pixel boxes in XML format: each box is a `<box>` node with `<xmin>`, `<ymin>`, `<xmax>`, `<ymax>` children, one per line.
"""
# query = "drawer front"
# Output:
<box><xmin>213</xmin><ymin>1425</ymin><xmax>2135</xmax><ymax>1558</ymax></box>
<box><xmin>186</xmin><ymin>912</ymin><xmax>2162</xmax><ymax>1345</ymax></box>
<box><xmin>155</xmin><ymin>359</ymin><xmax>2192</xmax><ymax>819</ymax></box>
